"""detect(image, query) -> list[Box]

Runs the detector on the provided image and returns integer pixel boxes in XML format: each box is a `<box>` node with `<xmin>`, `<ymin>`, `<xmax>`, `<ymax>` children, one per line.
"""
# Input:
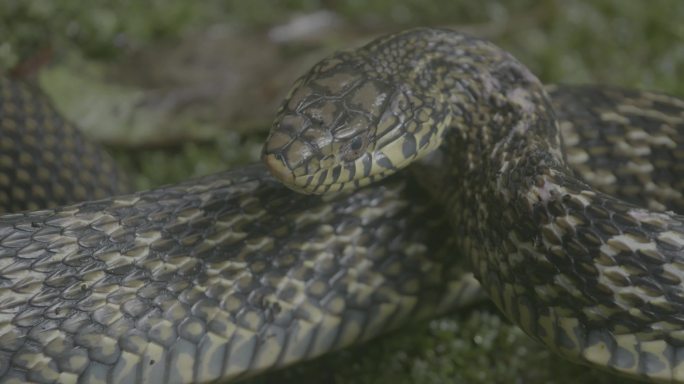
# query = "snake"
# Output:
<box><xmin>263</xmin><ymin>28</ymin><xmax>684</xmax><ymax>382</ymax></box>
<box><xmin>0</xmin><ymin>27</ymin><xmax>683</xmax><ymax>383</ymax></box>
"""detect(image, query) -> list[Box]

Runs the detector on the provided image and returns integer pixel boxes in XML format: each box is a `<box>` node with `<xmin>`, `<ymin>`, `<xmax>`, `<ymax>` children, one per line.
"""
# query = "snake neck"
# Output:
<box><xmin>409</xmin><ymin>29</ymin><xmax>684</xmax><ymax>380</ymax></box>
<box><xmin>402</xmin><ymin>30</ymin><xmax>567</xmax><ymax>227</ymax></box>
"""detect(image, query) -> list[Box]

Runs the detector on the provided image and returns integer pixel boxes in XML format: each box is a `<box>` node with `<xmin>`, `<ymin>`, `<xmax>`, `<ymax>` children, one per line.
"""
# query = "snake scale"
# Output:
<box><xmin>1</xmin><ymin>27</ymin><xmax>684</xmax><ymax>383</ymax></box>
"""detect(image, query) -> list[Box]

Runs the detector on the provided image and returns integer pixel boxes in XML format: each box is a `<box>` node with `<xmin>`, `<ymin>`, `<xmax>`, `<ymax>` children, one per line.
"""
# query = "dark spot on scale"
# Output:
<box><xmin>278</xmin><ymin>285</ymin><xmax>297</xmax><ymax>301</ymax></box>
<box><xmin>150</xmin><ymin>359</ymin><xmax>155</xmax><ymax>366</ymax></box>
<box><xmin>376</xmin><ymin>155</ymin><xmax>394</xmax><ymax>170</ymax></box>
<box><xmin>610</xmin><ymin>345</ymin><xmax>635</xmax><ymax>369</ymax></box>
<box><xmin>586</xmin><ymin>204</ymin><xmax>610</xmax><ymax>220</ymax></box>
<box><xmin>419</xmin><ymin>132</ymin><xmax>432</xmax><ymax>148</ymax></box>
<box><xmin>361</xmin><ymin>154</ymin><xmax>372</xmax><ymax>176</ymax></box>
<box><xmin>642</xmin><ymin>351</ymin><xmax>666</xmax><ymax>374</ymax></box>
<box><xmin>613</xmin><ymin>212</ymin><xmax>640</xmax><ymax>227</ymax></box>
<box><xmin>31</xmin><ymin>222</ymin><xmax>40</xmax><ymax>228</ymax></box>
<box><xmin>557</xmin><ymin>326</ymin><xmax>577</xmax><ymax>350</ymax></box>
<box><xmin>401</xmin><ymin>134</ymin><xmax>417</xmax><ymax>158</ymax></box>
<box><xmin>316</xmin><ymin>169</ymin><xmax>328</xmax><ymax>185</ymax></box>
<box><xmin>346</xmin><ymin>163</ymin><xmax>356</xmax><ymax>180</ymax></box>
<box><xmin>575</xmin><ymin>228</ymin><xmax>602</xmax><ymax>246</ymax></box>
<box><xmin>331</xmin><ymin>166</ymin><xmax>341</xmax><ymax>182</ymax></box>
<box><xmin>547</xmin><ymin>200</ymin><xmax>566</xmax><ymax>216</ymax></box>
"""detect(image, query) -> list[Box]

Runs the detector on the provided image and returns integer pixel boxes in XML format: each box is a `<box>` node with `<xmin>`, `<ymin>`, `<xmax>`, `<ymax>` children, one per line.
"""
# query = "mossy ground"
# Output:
<box><xmin>3</xmin><ymin>1</ymin><xmax>683</xmax><ymax>383</ymax></box>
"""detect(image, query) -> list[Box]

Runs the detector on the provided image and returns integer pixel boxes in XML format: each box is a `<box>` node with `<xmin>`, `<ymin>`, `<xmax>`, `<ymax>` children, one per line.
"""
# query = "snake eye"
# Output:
<box><xmin>342</xmin><ymin>136</ymin><xmax>368</xmax><ymax>161</ymax></box>
<box><xmin>350</xmin><ymin>136</ymin><xmax>364</xmax><ymax>150</ymax></box>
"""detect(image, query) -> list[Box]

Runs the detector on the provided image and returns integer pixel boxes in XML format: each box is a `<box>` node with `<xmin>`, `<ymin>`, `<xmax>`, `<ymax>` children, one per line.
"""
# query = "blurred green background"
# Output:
<box><xmin>2</xmin><ymin>0</ymin><xmax>683</xmax><ymax>383</ymax></box>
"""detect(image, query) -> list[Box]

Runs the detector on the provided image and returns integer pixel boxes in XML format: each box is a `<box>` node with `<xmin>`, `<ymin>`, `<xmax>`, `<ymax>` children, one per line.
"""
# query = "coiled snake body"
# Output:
<box><xmin>2</xmin><ymin>28</ymin><xmax>684</xmax><ymax>383</ymax></box>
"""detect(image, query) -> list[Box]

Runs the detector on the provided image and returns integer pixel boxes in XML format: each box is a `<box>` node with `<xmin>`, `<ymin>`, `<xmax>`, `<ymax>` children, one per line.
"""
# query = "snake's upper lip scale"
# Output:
<box><xmin>263</xmin><ymin>153</ymin><xmax>296</xmax><ymax>185</ymax></box>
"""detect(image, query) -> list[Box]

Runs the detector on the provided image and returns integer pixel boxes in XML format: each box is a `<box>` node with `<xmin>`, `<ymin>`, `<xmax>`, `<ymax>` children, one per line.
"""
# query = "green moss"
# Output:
<box><xmin>0</xmin><ymin>0</ymin><xmax>204</xmax><ymax>70</ymax></box>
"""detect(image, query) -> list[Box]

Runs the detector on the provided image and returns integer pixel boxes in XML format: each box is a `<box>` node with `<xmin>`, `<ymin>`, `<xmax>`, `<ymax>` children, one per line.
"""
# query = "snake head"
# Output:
<box><xmin>263</xmin><ymin>51</ymin><xmax>450</xmax><ymax>194</ymax></box>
